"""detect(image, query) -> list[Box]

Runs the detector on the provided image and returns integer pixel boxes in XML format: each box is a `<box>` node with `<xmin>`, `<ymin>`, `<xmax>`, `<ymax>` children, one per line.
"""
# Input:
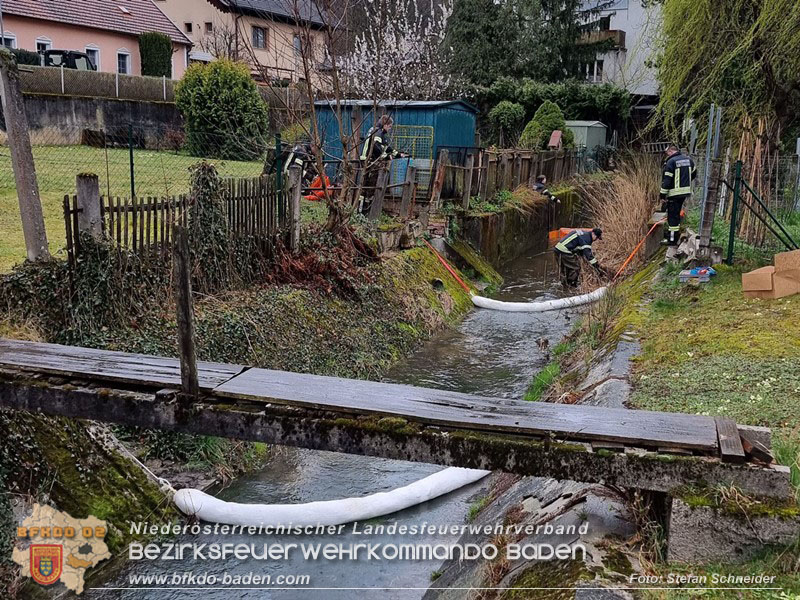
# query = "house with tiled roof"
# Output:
<box><xmin>1</xmin><ymin>0</ymin><xmax>192</xmax><ymax>78</ymax></box>
<box><xmin>154</xmin><ymin>0</ymin><xmax>326</xmax><ymax>85</ymax></box>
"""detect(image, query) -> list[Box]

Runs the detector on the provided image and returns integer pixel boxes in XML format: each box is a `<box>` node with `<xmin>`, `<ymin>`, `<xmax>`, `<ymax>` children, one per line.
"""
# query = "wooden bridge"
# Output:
<box><xmin>0</xmin><ymin>338</ymin><xmax>792</xmax><ymax>499</ymax></box>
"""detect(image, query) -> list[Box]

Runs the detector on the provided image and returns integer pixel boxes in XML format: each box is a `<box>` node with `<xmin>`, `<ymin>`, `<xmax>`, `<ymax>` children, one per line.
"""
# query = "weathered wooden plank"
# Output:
<box><xmin>0</xmin><ymin>378</ymin><xmax>790</xmax><ymax>499</ymax></box>
<box><xmin>0</xmin><ymin>339</ymin><xmax>723</xmax><ymax>452</ymax></box>
<box><xmin>213</xmin><ymin>367</ymin><xmax>719</xmax><ymax>451</ymax></box>
<box><xmin>715</xmin><ymin>416</ymin><xmax>746</xmax><ymax>464</ymax></box>
<box><xmin>0</xmin><ymin>338</ymin><xmax>242</xmax><ymax>391</ymax></box>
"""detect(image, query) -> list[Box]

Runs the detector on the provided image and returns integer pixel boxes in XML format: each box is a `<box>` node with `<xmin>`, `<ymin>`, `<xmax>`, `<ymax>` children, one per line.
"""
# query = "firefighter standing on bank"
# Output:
<box><xmin>359</xmin><ymin>115</ymin><xmax>408</xmax><ymax>213</ymax></box>
<box><xmin>554</xmin><ymin>228</ymin><xmax>606</xmax><ymax>288</ymax></box>
<box><xmin>283</xmin><ymin>142</ymin><xmax>319</xmax><ymax>186</ymax></box>
<box><xmin>659</xmin><ymin>144</ymin><xmax>697</xmax><ymax>245</ymax></box>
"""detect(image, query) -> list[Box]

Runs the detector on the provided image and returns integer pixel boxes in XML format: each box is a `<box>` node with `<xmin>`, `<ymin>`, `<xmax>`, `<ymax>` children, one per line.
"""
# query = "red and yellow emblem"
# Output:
<box><xmin>30</xmin><ymin>545</ymin><xmax>63</xmax><ymax>585</ymax></box>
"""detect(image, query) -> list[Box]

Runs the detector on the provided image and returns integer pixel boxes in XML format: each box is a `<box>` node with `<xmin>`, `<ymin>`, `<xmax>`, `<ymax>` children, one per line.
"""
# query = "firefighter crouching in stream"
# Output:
<box><xmin>660</xmin><ymin>143</ymin><xmax>697</xmax><ymax>245</ymax></box>
<box><xmin>554</xmin><ymin>228</ymin><xmax>607</xmax><ymax>288</ymax></box>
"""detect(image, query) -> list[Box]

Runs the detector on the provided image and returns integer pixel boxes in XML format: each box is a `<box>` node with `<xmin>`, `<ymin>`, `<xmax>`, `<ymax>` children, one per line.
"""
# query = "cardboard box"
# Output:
<box><xmin>742</xmin><ymin>266</ymin><xmax>775</xmax><ymax>292</ymax></box>
<box><xmin>775</xmin><ymin>249</ymin><xmax>800</xmax><ymax>271</ymax></box>
<box><xmin>742</xmin><ymin>259</ymin><xmax>800</xmax><ymax>299</ymax></box>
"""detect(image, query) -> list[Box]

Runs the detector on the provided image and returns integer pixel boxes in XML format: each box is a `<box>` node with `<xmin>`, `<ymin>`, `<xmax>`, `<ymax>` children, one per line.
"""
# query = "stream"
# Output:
<box><xmin>90</xmin><ymin>249</ymin><xmax>574</xmax><ymax>599</ymax></box>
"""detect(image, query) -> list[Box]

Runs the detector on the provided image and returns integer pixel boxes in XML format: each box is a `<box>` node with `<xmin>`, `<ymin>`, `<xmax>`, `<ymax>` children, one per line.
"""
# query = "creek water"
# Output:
<box><xmin>91</xmin><ymin>249</ymin><xmax>574</xmax><ymax>599</ymax></box>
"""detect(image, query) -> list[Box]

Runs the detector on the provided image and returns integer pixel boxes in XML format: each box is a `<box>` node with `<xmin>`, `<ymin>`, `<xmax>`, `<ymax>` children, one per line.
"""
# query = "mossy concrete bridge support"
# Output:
<box><xmin>0</xmin><ymin>338</ymin><xmax>792</xmax><ymax>501</ymax></box>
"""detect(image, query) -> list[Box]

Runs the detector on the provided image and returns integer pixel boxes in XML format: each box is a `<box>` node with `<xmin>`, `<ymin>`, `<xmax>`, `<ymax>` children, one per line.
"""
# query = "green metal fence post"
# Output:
<box><xmin>275</xmin><ymin>133</ymin><xmax>284</xmax><ymax>224</ymax></box>
<box><xmin>128</xmin><ymin>123</ymin><xmax>135</xmax><ymax>199</ymax></box>
<box><xmin>726</xmin><ymin>160</ymin><xmax>742</xmax><ymax>265</ymax></box>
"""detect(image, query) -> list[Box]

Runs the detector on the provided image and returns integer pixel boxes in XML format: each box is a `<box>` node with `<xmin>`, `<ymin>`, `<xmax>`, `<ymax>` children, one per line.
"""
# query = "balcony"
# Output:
<box><xmin>579</xmin><ymin>29</ymin><xmax>626</xmax><ymax>50</ymax></box>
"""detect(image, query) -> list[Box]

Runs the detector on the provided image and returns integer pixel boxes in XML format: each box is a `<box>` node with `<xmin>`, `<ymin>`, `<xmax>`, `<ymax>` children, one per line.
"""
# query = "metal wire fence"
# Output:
<box><xmin>0</xmin><ymin>124</ymin><xmax>267</xmax><ymax>201</ymax></box>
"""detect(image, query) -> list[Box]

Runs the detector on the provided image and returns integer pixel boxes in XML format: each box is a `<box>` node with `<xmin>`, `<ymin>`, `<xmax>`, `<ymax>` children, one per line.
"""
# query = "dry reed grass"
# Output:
<box><xmin>575</xmin><ymin>153</ymin><xmax>662</xmax><ymax>287</ymax></box>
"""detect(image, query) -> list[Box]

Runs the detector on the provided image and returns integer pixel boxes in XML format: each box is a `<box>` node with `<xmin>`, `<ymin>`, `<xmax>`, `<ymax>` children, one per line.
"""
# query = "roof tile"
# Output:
<box><xmin>4</xmin><ymin>0</ymin><xmax>191</xmax><ymax>45</ymax></box>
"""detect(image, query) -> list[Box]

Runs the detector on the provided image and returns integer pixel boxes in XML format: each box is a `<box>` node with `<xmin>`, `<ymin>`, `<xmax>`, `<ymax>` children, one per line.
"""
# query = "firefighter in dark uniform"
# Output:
<box><xmin>554</xmin><ymin>228</ymin><xmax>605</xmax><ymax>288</ymax></box>
<box><xmin>283</xmin><ymin>142</ymin><xmax>318</xmax><ymax>186</ymax></box>
<box><xmin>659</xmin><ymin>144</ymin><xmax>697</xmax><ymax>245</ymax></box>
<box><xmin>359</xmin><ymin>115</ymin><xmax>407</xmax><ymax>213</ymax></box>
<box><xmin>534</xmin><ymin>174</ymin><xmax>560</xmax><ymax>229</ymax></box>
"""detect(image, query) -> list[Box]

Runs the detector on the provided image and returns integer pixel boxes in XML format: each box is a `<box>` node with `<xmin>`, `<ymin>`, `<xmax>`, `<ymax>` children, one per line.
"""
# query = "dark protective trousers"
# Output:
<box><xmin>359</xmin><ymin>163</ymin><xmax>381</xmax><ymax>214</ymax></box>
<box><xmin>665</xmin><ymin>195</ymin><xmax>688</xmax><ymax>245</ymax></box>
<box><xmin>555</xmin><ymin>250</ymin><xmax>581</xmax><ymax>288</ymax></box>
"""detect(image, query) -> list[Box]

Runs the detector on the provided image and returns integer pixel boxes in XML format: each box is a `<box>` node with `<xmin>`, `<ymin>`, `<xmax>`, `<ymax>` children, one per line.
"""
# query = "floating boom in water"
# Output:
<box><xmin>173</xmin><ymin>467</ymin><xmax>489</xmax><ymax>527</ymax></box>
<box><xmin>471</xmin><ymin>287</ymin><xmax>607</xmax><ymax>312</ymax></box>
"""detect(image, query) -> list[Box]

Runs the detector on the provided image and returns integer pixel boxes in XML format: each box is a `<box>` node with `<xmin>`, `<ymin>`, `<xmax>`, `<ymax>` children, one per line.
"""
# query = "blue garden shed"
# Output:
<box><xmin>312</xmin><ymin>99</ymin><xmax>479</xmax><ymax>163</ymax></box>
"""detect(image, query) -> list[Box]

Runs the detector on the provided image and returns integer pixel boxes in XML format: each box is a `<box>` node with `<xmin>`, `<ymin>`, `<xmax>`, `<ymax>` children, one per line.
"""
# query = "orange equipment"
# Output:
<box><xmin>303</xmin><ymin>175</ymin><xmax>332</xmax><ymax>201</ymax></box>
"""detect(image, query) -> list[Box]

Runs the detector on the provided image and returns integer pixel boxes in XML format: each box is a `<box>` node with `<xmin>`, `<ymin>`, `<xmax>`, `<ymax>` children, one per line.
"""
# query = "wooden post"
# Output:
<box><xmin>368</xmin><ymin>163</ymin><xmax>390</xmax><ymax>221</ymax></box>
<box><xmin>399</xmin><ymin>165</ymin><xmax>417</xmax><ymax>219</ymax></box>
<box><xmin>461</xmin><ymin>153</ymin><xmax>475</xmax><ymax>210</ymax></box>
<box><xmin>477</xmin><ymin>151</ymin><xmax>487</xmax><ymax>201</ymax></box>
<box><xmin>512</xmin><ymin>152</ymin><xmax>522</xmax><ymax>189</ymax></box>
<box><xmin>0</xmin><ymin>50</ymin><xmax>49</xmax><ymax>261</ymax></box>
<box><xmin>76</xmin><ymin>174</ymin><xmax>103</xmax><ymax>242</ymax></box>
<box><xmin>486</xmin><ymin>153</ymin><xmax>497</xmax><ymax>199</ymax></box>
<box><xmin>430</xmin><ymin>149</ymin><xmax>449</xmax><ymax>209</ymax></box>
<box><xmin>528</xmin><ymin>152</ymin><xmax>538</xmax><ymax>187</ymax></box>
<box><xmin>350</xmin><ymin>106</ymin><xmax>363</xmax><ymax>161</ymax></box>
<box><xmin>502</xmin><ymin>152</ymin><xmax>512</xmax><ymax>190</ymax></box>
<box><xmin>173</xmin><ymin>224</ymin><xmax>199</xmax><ymax>401</ymax></box>
<box><xmin>287</xmin><ymin>164</ymin><xmax>302</xmax><ymax>253</ymax></box>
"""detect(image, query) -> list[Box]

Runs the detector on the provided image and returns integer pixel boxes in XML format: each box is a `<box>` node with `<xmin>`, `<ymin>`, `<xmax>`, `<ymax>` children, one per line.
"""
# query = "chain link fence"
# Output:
<box><xmin>0</xmin><ymin>123</ymin><xmax>270</xmax><ymax>270</ymax></box>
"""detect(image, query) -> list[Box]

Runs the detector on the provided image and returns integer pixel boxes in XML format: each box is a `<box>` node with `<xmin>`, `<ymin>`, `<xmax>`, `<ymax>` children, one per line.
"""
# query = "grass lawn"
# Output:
<box><xmin>627</xmin><ymin>262</ymin><xmax>800</xmax><ymax>599</ymax></box>
<box><xmin>629</xmin><ymin>262</ymin><xmax>800</xmax><ymax>495</ymax></box>
<box><xmin>0</xmin><ymin>145</ymin><xmax>263</xmax><ymax>271</ymax></box>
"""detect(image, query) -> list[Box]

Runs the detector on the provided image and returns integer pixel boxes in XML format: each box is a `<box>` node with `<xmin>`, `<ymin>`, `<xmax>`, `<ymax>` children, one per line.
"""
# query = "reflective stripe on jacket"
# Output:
<box><xmin>360</xmin><ymin>126</ymin><xmax>400</xmax><ymax>161</ymax></box>
<box><xmin>554</xmin><ymin>230</ymin><xmax>597</xmax><ymax>265</ymax></box>
<box><xmin>660</xmin><ymin>153</ymin><xmax>697</xmax><ymax>198</ymax></box>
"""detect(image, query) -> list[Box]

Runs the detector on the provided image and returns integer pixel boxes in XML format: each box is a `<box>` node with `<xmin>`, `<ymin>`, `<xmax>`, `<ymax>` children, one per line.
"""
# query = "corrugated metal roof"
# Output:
<box><xmin>565</xmin><ymin>120</ymin><xmax>607</xmax><ymax>128</ymax></box>
<box><xmin>313</xmin><ymin>99</ymin><xmax>479</xmax><ymax>113</ymax></box>
<box><xmin>3</xmin><ymin>0</ymin><xmax>192</xmax><ymax>45</ymax></box>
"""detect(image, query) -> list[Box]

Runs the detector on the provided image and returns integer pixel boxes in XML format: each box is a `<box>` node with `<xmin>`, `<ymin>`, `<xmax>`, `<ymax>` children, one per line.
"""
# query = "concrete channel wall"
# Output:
<box><xmin>457</xmin><ymin>189</ymin><xmax>582</xmax><ymax>267</ymax></box>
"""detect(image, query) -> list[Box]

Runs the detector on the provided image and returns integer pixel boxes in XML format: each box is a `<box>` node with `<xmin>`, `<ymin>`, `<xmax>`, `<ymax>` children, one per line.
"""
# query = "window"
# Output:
<box><xmin>117</xmin><ymin>50</ymin><xmax>130</xmax><ymax>74</ymax></box>
<box><xmin>293</xmin><ymin>34</ymin><xmax>303</xmax><ymax>56</ymax></box>
<box><xmin>205</xmin><ymin>22</ymin><xmax>213</xmax><ymax>33</ymax></box>
<box><xmin>2</xmin><ymin>33</ymin><xmax>16</xmax><ymax>49</ymax></box>
<box><xmin>118</xmin><ymin>5</ymin><xmax>131</xmax><ymax>15</ymax></box>
<box><xmin>36</xmin><ymin>37</ymin><xmax>52</xmax><ymax>53</ymax></box>
<box><xmin>585</xmin><ymin>60</ymin><xmax>604</xmax><ymax>83</ymax></box>
<box><xmin>252</xmin><ymin>26</ymin><xmax>267</xmax><ymax>49</ymax></box>
<box><xmin>184</xmin><ymin>22</ymin><xmax>193</xmax><ymax>33</ymax></box>
<box><xmin>85</xmin><ymin>46</ymin><xmax>99</xmax><ymax>69</ymax></box>
<box><xmin>74</xmin><ymin>55</ymin><xmax>91</xmax><ymax>70</ymax></box>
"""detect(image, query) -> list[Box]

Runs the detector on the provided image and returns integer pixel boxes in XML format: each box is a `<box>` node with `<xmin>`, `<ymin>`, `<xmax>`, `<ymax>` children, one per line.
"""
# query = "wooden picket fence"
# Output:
<box><xmin>63</xmin><ymin>175</ymin><xmax>287</xmax><ymax>268</ymax></box>
<box><xmin>433</xmin><ymin>148</ymin><xmax>578</xmax><ymax>209</ymax></box>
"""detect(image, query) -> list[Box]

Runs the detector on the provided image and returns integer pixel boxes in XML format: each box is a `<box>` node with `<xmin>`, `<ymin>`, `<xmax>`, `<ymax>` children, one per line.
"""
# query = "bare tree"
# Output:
<box><xmin>206</xmin><ymin>0</ymin><xmax>418</xmax><ymax>234</ymax></box>
<box><xmin>198</xmin><ymin>21</ymin><xmax>250</xmax><ymax>64</ymax></box>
